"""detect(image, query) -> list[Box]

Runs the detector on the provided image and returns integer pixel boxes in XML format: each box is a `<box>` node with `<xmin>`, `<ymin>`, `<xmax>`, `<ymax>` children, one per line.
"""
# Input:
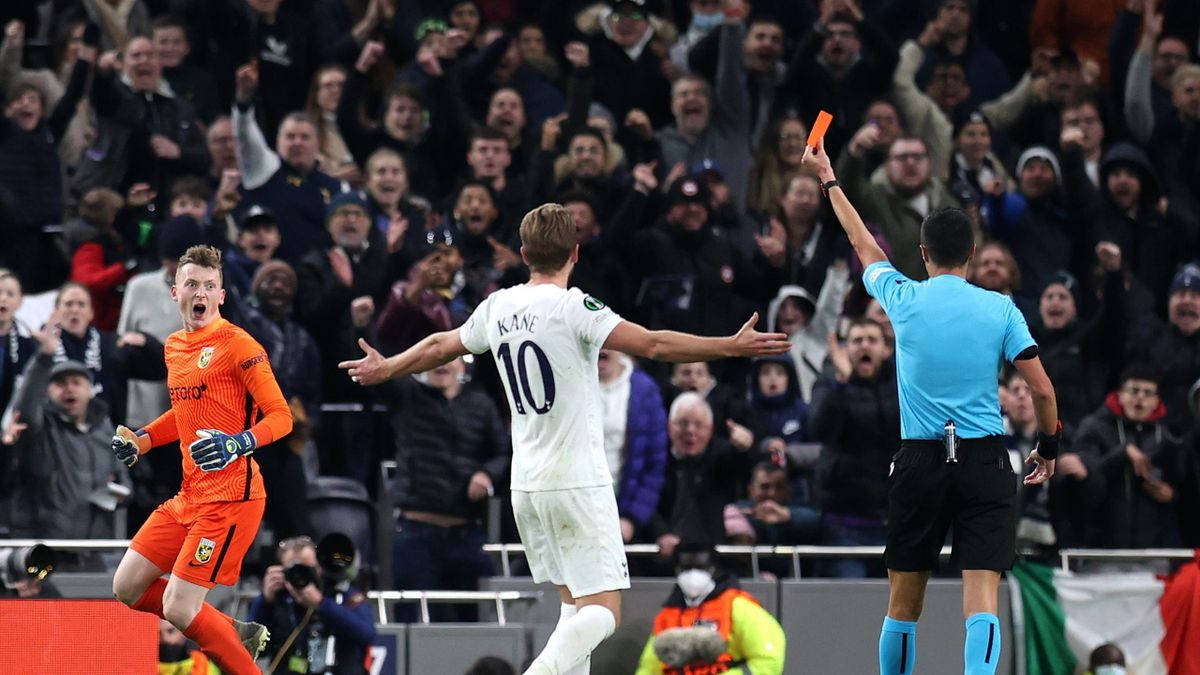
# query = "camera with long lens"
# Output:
<box><xmin>0</xmin><ymin>545</ymin><xmax>56</xmax><ymax>587</ymax></box>
<box><xmin>316</xmin><ymin>533</ymin><xmax>356</xmax><ymax>583</ymax></box>
<box><xmin>283</xmin><ymin>561</ymin><xmax>318</xmax><ymax>589</ymax></box>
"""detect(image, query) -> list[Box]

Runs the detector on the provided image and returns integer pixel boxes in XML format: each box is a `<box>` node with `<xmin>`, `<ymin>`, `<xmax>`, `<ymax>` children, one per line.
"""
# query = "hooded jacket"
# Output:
<box><xmin>1073</xmin><ymin>394</ymin><xmax>1182</xmax><ymax>548</ymax></box>
<box><xmin>1094</xmin><ymin>143</ymin><xmax>1200</xmax><ymax>307</ymax></box>
<box><xmin>4</xmin><ymin>353</ymin><xmax>130</xmax><ymax>538</ymax></box>
<box><xmin>767</xmin><ymin>265</ymin><xmax>849</xmax><ymax>402</ymax></box>
<box><xmin>749</xmin><ymin>354</ymin><xmax>807</xmax><ymax>447</ymax></box>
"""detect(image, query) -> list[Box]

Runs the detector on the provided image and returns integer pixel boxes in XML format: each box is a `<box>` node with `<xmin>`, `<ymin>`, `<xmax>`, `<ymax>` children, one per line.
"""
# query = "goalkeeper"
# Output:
<box><xmin>110</xmin><ymin>246</ymin><xmax>293</xmax><ymax>675</ymax></box>
<box><xmin>636</xmin><ymin>544</ymin><xmax>785</xmax><ymax>674</ymax></box>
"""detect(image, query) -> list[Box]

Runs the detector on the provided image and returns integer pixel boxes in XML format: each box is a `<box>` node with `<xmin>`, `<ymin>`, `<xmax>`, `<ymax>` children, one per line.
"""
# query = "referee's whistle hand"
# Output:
<box><xmin>1023</xmin><ymin>451</ymin><xmax>1055</xmax><ymax>485</ymax></box>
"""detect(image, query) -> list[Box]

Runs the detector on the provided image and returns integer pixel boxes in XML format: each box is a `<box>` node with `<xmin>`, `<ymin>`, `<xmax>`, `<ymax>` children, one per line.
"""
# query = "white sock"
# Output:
<box><xmin>524</xmin><ymin>605</ymin><xmax>615</xmax><ymax>675</ymax></box>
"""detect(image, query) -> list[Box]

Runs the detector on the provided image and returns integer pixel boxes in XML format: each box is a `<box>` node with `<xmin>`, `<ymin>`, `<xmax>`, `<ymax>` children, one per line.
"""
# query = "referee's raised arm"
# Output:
<box><xmin>800</xmin><ymin>140</ymin><xmax>888</xmax><ymax>269</ymax></box>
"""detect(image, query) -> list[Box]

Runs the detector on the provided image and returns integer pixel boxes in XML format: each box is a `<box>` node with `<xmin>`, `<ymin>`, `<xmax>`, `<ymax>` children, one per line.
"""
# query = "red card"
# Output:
<box><xmin>807</xmin><ymin>110</ymin><xmax>833</xmax><ymax>148</ymax></box>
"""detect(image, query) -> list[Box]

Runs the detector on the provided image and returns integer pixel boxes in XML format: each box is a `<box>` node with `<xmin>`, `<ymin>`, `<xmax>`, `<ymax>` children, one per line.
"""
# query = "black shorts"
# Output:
<box><xmin>885</xmin><ymin>436</ymin><xmax>1017</xmax><ymax>572</ymax></box>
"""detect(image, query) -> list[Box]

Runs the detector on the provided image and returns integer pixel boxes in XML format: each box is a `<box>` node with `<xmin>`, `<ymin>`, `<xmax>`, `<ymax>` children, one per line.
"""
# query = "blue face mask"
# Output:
<box><xmin>691</xmin><ymin>12</ymin><xmax>724</xmax><ymax>30</ymax></box>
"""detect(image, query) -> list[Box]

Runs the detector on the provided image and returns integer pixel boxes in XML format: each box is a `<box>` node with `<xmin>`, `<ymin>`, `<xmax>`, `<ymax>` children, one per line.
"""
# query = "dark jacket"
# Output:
<box><xmin>54</xmin><ymin>326</ymin><xmax>166</xmax><ymax>427</ymax></box>
<box><xmin>810</xmin><ymin>362</ymin><xmax>901</xmax><ymax>519</ymax></box>
<box><xmin>0</xmin><ymin>118</ymin><xmax>62</xmax><ymax>236</ymax></box>
<box><xmin>4</xmin><ymin>353</ymin><xmax>131</xmax><ymax>538</ymax></box>
<box><xmin>749</xmin><ymin>355</ymin><xmax>808</xmax><ymax>446</ymax></box>
<box><xmin>615</xmin><ymin>368</ymin><xmax>669</xmax><ymax>528</ymax></box>
<box><xmin>385</xmin><ymin>379</ymin><xmax>510</xmax><ymax>520</ymax></box>
<box><xmin>784</xmin><ymin>18</ymin><xmax>898</xmax><ymax>159</ymax></box>
<box><xmin>295</xmin><ymin>243</ymin><xmax>390</xmax><ymax>402</ymax></box>
<box><xmin>1073</xmin><ymin>395</ymin><xmax>1182</xmax><ymax>548</ymax></box>
<box><xmin>248</xmin><ymin>583</ymin><xmax>376</xmax><ymax>675</ymax></box>
<box><xmin>238</xmin><ymin>303</ymin><xmax>323</xmax><ymax>417</ymax></box>
<box><xmin>586</xmin><ymin>31</ymin><xmax>673</xmax><ymax>130</ymax></box>
<box><xmin>1032</xmin><ymin>271</ymin><xmax>1125</xmax><ymax>430</ymax></box>
<box><xmin>72</xmin><ymin>72</ymin><xmax>208</xmax><ymax>198</ymax></box>
<box><xmin>984</xmin><ymin>188</ymin><xmax>1090</xmax><ymax>309</ymax></box>
<box><xmin>1123</xmin><ymin>316</ymin><xmax>1200</xmax><ymax>435</ymax></box>
<box><xmin>650</xmin><ymin>439</ymin><xmax>752</xmax><ymax>546</ymax></box>
<box><xmin>1093</xmin><ymin>143</ymin><xmax>1200</xmax><ymax>311</ymax></box>
<box><xmin>610</xmin><ymin>190</ymin><xmax>783</xmax><ymax>340</ymax></box>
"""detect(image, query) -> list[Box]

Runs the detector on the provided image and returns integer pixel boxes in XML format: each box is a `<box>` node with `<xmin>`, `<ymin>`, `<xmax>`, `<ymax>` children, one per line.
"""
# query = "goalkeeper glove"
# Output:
<box><xmin>189</xmin><ymin>429</ymin><xmax>257</xmax><ymax>472</ymax></box>
<box><xmin>112</xmin><ymin>425</ymin><xmax>150</xmax><ymax>468</ymax></box>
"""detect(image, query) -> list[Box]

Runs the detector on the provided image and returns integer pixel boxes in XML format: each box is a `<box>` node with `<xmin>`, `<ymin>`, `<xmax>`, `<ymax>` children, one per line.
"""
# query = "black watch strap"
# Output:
<box><xmin>822</xmin><ymin>179</ymin><xmax>840</xmax><ymax>193</ymax></box>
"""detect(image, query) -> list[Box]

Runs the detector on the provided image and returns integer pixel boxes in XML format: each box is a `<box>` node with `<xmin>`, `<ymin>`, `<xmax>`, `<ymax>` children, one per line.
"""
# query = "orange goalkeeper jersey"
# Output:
<box><xmin>143</xmin><ymin>317</ymin><xmax>292</xmax><ymax>502</ymax></box>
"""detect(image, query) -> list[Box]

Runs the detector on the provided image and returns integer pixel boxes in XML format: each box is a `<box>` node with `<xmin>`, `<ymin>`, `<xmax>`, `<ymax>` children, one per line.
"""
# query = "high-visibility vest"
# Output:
<box><xmin>650</xmin><ymin>587</ymin><xmax>760</xmax><ymax>675</ymax></box>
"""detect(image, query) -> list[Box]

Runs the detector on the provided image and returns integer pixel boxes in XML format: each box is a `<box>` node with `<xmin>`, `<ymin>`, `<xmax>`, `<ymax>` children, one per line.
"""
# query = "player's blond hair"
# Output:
<box><xmin>519</xmin><ymin>203</ymin><xmax>576</xmax><ymax>274</ymax></box>
<box><xmin>178</xmin><ymin>245</ymin><xmax>223</xmax><ymax>281</ymax></box>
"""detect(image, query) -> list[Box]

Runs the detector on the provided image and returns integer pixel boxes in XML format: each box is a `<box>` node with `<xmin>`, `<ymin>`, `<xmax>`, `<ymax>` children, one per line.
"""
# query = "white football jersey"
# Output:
<box><xmin>461</xmin><ymin>284</ymin><xmax>623</xmax><ymax>491</ymax></box>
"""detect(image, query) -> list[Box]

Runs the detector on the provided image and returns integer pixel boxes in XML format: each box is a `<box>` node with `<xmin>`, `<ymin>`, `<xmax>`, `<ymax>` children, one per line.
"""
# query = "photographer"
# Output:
<box><xmin>248</xmin><ymin>535</ymin><xmax>376</xmax><ymax>675</ymax></box>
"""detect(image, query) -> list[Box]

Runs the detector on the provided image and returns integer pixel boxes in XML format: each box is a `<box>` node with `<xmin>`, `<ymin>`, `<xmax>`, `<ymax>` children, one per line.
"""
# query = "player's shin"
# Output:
<box><xmin>964</xmin><ymin>612</ymin><xmax>1000</xmax><ymax>675</ymax></box>
<box><xmin>879</xmin><ymin>616</ymin><xmax>917</xmax><ymax>675</ymax></box>
<box><xmin>183</xmin><ymin>604</ymin><xmax>261</xmax><ymax>675</ymax></box>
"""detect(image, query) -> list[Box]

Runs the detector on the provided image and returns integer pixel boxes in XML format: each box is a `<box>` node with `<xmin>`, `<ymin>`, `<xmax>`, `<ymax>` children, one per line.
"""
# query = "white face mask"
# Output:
<box><xmin>1093</xmin><ymin>666</ymin><xmax>1125</xmax><ymax>675</ymax></box>
<box><xmin>676</xmin><ymin>569</ymin><xmax>715</xmax><ymax>600</ymax></box>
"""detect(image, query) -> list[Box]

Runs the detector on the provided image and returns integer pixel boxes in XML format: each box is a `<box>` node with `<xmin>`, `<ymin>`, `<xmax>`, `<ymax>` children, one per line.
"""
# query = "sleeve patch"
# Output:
<box><xmin>583</xmin><ymin>296</ymin><xmax>606</xmax><ymax>311</ymax></box>
<box><xmin>239</xmin><ymin>354</ymin><xmax>267</xmax><ymax>370</ymax></box>
<box><xmin>868</xmin><ymin>266</ymin><xmax>891</xmax><ymax>284</ymax></box>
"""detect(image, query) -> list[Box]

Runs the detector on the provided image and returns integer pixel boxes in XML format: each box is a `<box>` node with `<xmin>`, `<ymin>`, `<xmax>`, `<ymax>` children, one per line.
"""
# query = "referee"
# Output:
<box><xmin>802</xmin><ymin>141</ymin><xmax>1060</xmax><ymax>675</ymax></box>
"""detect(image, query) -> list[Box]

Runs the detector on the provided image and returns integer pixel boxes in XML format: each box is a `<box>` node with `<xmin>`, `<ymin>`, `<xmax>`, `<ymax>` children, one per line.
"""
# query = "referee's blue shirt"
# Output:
<box><xmin>863</xmin><ymin>260</ymin><xmax>1036</xmax><ymax>440</ymax></box>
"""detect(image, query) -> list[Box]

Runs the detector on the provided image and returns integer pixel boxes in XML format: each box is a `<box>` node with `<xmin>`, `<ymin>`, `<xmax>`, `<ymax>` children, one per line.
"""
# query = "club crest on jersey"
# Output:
<box><xmin>198</xmin><ymin>347</ymin><xmax>215</xmax><ymax>369</ymax></box>
<box><xmin>583</xmin><ymin>296</ymin><xmax>606</xmax><ymax>311</ymax></box>
<box><xmin>195</xmin><ymin>538</ymin><xmax>216</xmax><ymax>563</ymax></box>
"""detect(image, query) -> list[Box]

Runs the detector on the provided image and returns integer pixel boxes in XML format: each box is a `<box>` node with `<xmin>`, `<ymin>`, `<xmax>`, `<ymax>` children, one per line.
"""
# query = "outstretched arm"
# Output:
<box><xmin>340</xmin><ymin>332</ymin><xmax>470</xmax><ymax>385</ymax></box>
<box><xmin>800</xmin><ymin>141</ymin><xmax>888</xmax><ymax>268</ymax></box>
<box><xmin>602</xmin><ymin>313</ymin><xmax>789</xmax><ymax>363</ymax></box>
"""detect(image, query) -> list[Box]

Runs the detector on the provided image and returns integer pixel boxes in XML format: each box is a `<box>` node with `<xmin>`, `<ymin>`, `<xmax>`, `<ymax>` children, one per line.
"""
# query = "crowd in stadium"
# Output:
<box><xmin>2</xmin><ymin>0</ymin><xmax>1200</xmax><ymax>600</ymax></box>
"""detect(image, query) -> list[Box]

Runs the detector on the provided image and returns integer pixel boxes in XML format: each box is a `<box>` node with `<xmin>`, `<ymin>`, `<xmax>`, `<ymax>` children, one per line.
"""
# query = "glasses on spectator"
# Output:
<box><xmin>889</xmin><ymin>152</ymin><xmax>928</xmax><ymax>163</ymax></box>
<box><xmin>1121</xmin><ymin>386</ymin><xmax>1158</xmax><ymax>398</ymax></box>
<box><xmin>614</xmin><ymin>10</ymin><xmax>645</xmax><ymax>21</ymax></box>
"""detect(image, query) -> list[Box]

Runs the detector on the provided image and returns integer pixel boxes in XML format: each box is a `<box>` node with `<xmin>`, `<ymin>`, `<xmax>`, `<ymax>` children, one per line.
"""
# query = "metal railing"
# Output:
<box><xmin>2</xmin><ymin>540</ymin><xmax>1193</xmax><ymax>578</ymax></box>
<box><xmin>364</xmin><ymin>590</ymin><xmax>542</xmax><ymax>625</ymax></box>
<box><xmin>483</xmin><ymin>543</ymin><xmax>1198</xmax><ymax>577</ymax></box>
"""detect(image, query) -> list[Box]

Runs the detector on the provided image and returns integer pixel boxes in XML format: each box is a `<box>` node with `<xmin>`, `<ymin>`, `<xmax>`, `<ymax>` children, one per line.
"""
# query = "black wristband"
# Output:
<box><xmin>1035</xmin><ymin>421</ymin><xmax>1062</xmax><ymax>460</ymax></box>
<box><xmin>822</xmin><ymin>179</ymin><xmax>840</xmax><ymax>194</ymax></box>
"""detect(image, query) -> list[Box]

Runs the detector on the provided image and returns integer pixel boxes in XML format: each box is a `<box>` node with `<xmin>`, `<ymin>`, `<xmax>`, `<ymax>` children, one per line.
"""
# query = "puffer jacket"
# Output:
<box><xmin>4</xmin><ymin>353</ymin><xmax>130</xmax><ymax>538</ymax></box>
<box><xmin>386</xmin><ymin>379</ymin><xmax>511</xmax><ymax>520</ymax></box>
<box><xmin>615</xmin><ymin>368</ymin><xmax>669</xmax><ymax>527</ymax></box>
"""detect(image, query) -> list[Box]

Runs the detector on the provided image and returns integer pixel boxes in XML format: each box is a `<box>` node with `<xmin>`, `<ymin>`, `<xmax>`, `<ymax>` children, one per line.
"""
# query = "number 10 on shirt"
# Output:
<box><xmin>497</xmin><ymin>340</ymin><xmax>556</xmax><ymax>415</ymax></box>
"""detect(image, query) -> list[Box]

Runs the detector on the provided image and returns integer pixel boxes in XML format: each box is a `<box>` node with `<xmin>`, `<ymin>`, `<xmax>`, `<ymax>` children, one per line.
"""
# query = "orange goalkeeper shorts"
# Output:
<box><xmin>130</xmin><ymin>494</ymin><xmax>265</xmax><ymax>588</ymax></box>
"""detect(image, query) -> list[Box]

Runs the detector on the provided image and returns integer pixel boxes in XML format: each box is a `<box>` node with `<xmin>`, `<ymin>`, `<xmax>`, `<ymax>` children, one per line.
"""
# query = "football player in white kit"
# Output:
<box><xmin>340</xmin><ymin>203</ymin><xmax>790</xmax><ymax>674</ymax></box>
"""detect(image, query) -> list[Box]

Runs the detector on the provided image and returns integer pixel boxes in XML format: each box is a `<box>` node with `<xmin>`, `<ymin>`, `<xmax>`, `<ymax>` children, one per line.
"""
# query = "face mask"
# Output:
<box><xmin>691</xmin><ymin>12</ymin><xmax>724</xmax><ymax>30</ymax></box>
<box><xmin>1093</xmin><ymin>666</ymin><xmax>1125</xmax><ymax>675</ymax></box>
<box><xmin>677</xmin><ymin>569</ymin><xmax>715</xmax><ymax>599</ymax></box>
